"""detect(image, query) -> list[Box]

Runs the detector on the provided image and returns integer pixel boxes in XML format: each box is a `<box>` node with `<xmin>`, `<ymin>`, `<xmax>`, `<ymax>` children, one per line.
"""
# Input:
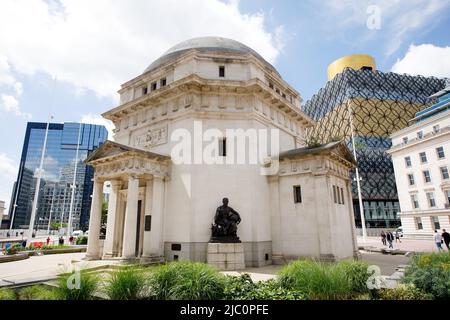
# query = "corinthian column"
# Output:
<box><xmin>102</xmin><ymin>180</ymin><xmax>122</xmax><ymax>258</ymax></box>
<box><xmin>86</xmin><ymin>178</ymin><xmax>104</xmax><ymax>260</ymax></box>
<box><xmin>122</xmin><ymin>175</ymin><xmax>140</xmax><ymax>259</ymax></box>
<box><xmin>143</xmin><ymin>175</ymin><xmax>165</xmax><ymax>259</ymax></box>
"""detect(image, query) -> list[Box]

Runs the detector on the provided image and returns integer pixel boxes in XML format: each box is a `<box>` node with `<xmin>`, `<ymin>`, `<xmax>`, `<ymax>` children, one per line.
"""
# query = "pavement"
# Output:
<box><xmin>357</xmin><ymin>236</ymin><xmax>446</xmax><ymax>254</ymax></box>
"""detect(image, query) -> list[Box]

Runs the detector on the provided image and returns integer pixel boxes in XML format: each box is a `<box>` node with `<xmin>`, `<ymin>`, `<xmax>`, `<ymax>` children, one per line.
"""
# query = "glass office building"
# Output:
<box><xmin>9</xmin><ymin>122</ymin><xmax>108</xmax><ymax>231</ymax></box>
<box><xmin>303</xmin><ymin>68</ymin><xmax>447</xmax><ymax>228</ymax></box>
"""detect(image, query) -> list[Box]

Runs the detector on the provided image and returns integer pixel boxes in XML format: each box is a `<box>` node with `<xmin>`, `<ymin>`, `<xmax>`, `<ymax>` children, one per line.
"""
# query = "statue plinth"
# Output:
<box><xmin>207</xmin><ymin>242</ymin><xmax>245</xmax><ymax>271</ymax></box>
<box><xmin>209</xmin><ymin>235</ymin><xmax>241</xmax><ymax>243</ymax></box>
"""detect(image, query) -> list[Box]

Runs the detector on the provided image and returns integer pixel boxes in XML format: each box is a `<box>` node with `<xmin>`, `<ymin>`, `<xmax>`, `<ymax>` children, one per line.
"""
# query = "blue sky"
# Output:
<box><xmin>0</xmin><ymin>0</ymin><xmax>450</xmax><ymax>210</ymax></box>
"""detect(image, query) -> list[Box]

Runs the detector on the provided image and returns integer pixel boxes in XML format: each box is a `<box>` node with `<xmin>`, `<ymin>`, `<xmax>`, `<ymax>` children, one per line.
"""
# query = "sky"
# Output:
<box><xmin>0</xmin><ymin>0</ymin><xmax>450</xmax><ymax>212</ymax></box>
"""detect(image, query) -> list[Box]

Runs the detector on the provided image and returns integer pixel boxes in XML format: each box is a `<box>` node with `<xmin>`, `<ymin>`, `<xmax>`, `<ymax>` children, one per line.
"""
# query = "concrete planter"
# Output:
<box><xmin>0</xmin><ymin>252</ymin><xmax>30</xmax><ymax>263</ymax></box>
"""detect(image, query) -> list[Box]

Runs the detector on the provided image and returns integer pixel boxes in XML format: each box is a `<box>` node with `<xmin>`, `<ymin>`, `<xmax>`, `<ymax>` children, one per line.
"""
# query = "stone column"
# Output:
<box><xmin>86</xmin><ymin>178</ymin><xmax>104</xmax><ymax>260</ymax></box>
<box><xmin>143</xmin><ymin>175</ymin><xmax>165</xmax><ymax>258</ymax></box>
<box><xmin>102</xmin><ymin>180</ymin><xmax>121</xmax><ymax>258</ymax></box>
<box><xmin>122</xmin><ymin>175</ymin><xmax>140</xmax><ymax>259</ymax></box>
<box><xmin>142</xmin><ymin>178</ymin><xmax>153</xmax><ymax>258</ymax></box>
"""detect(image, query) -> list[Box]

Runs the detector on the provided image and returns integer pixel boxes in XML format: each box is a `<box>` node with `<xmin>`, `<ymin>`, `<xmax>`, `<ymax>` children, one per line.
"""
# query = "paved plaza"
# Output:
<box><xmin>357</xmin><ymin>236</ymin><xmax>446</xmax><ymax>253</ymax></box>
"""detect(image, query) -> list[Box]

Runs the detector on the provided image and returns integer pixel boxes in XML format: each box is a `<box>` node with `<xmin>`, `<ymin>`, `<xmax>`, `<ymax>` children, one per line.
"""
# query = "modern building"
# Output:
<box><xmin>85</xmin><ymin>37</ymin><xmax>359</xmax><ymax>267</ymax></box>
<box><xmin>303</xmin><ymin>54</ymin><xmax>447</xmax><ymax>230</ymax></box>
<box><xmin>389</xmin><ymin>86</ymin><xmax>450</xmax><ymax>239</ymax></box>
<box><xmin>0</xmin><ymin>200</ymin><xmax>6</xmax><ymax>229</ymax></box>
<box><xmin>8</xmin><ymin>122</ymin><xmax>108</xmax><ymax>231</ymax></box>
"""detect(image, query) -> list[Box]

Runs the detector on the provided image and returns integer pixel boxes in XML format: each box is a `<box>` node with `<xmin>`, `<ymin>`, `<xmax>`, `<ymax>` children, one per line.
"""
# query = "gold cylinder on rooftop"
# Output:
<box><xmin>327</xmin><ymin>54</ymin><xmax>376</xmax><ymax>81</ymax></box>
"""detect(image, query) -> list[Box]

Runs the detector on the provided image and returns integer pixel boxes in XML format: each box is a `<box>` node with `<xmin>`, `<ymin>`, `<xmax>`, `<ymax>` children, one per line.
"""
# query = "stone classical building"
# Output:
<box><xmin>85</xmin><ymin>37</ymin><xmax>358</xmax><ymax>266</ymax></box>
<box><xmin>389</xmin><ymin>86</ymin><xmax>450</xmax><ymax>239</ymax></box>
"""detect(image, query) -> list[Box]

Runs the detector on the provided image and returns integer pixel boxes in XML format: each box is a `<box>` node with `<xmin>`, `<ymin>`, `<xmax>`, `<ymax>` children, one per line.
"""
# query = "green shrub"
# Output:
<box><xmin>149</xmin><ymin>261</ymin><xmax>226</xmax><ymax>300</ymax></box>
<box><xmin>55</xmin><ymin>271</ymin><xmax>100</xmax><ymax>300</ymax></box>
<box><xmin>105</xmin><ymin>267</ymin><xmax>147</xmax><ymax>300</ymax></box>
<box><xmin>278</xmin><ymin>260</ymin><xmax>369</xmax><ymax>300</ymax></box>
<box><xmin>377</xmin><ymin>284</ymin><xmax>432</xmax><ymax>300</ymax></box>
<box><xmin>0</xmin><ymin>287</ymin><xmax>16</xmax><ymax>300</ymax></box>
<box><xmin>223</xmin><ymin>274</ymin><xmax>302</xmax><ymax>300</ymax></box>
<box><xmin>76</xmin><ymin>237</ymin><xmax>88</xmax><ymax>245</ymax></box>
<box><xmin>18</xmin><ymin>285</ymin><xmax>59</xmax><ymax>300</ymax></box>
<box><xmin>403</xmin><ymin>253</ymin><xmax>450</xmax><ymax>300</ymax></box>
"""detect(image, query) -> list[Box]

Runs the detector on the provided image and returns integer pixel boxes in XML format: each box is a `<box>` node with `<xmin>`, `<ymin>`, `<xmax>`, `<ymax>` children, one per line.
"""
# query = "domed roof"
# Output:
<box><xmin>143</xmin><ymin>36</ymin><xmax>278</xmax><ymax>74</ymax></box>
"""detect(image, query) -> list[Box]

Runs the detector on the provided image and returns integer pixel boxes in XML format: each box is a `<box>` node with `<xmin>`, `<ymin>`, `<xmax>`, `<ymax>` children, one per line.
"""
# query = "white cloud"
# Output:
<box><xmin>0</xmin><ymin>153</ymin><xmax>18</xmax><ymax>213</ymax></box>
<box><xmin>392</xmin><ymin>44</ymin><xmax>450</xmax><ymax>78</ymax></box>
<box><xmin>81</xmin><ymin>113</ymin><xmax>114</xmax><ymax>140</ymax></box>
<box><xmin>0</xmin><ymin>94</ymin><xmax>31</xmax><ymax>119</ymax></box>
<box><xmin>0</xmin><ymin>0</ymin><xmax>283</xmax><ymax>99</ymax></box>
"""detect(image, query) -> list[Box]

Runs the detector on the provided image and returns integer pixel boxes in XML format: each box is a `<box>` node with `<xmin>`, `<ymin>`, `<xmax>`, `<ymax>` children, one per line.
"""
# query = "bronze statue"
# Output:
<box><xmin>211</xmin><ymin>198</ymin><xmax>241</xmax><ymax>243</ymax></box>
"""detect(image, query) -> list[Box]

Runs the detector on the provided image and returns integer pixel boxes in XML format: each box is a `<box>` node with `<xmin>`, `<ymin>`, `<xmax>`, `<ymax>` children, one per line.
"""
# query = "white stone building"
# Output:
<box><xmin>389</xmin><ymin>87</ymin><xmax>450</xmax><ymax>239</ymax></box>
<box><xmin>85</xmin><ymin>37</ymin><xmax>358</xmax><ymax>266</ymax></box>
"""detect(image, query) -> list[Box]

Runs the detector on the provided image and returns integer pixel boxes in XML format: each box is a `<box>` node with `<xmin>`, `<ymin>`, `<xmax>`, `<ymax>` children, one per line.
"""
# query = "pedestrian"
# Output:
<box><xmin>69</xmin><ymin>236</ymin><xmax>74</xmax><ymax>245</ymax></box>
<box><xmin>6</xmin><ymin>231</ymin><xmax>10</xmax><ymax>238</ymax></box>
<box><xmin>434</xmin><ymin>230</ymin><xmax>444</xmax><ymax>252</ymax></box>
<box><xmin>395</xmin><ymin>230</ymin><xmax>402</xmax><ymax>243</ymax></box>
<box><xmin>442</xmin><ymin>229</ymin><xmax>450</xmax><ymax>251</ymax></box>
<box><xmin>386</xmin><ymin>231</ymin><xmax>394</xmax><ymax>249</ymax></box>
<box><xmin>46</xmin><ymin>236</ymin><xmax>51</xmax><ymax>246</ymax></box>
<box><xmin>381</xmin><ymin>230</ymin><xmax>387</xmax><ymax>246</ymax></box>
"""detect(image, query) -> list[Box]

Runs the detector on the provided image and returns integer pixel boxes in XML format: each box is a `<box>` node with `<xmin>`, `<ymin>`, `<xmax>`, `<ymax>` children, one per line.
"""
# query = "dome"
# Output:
<box><xmin>143</xmin><ymin>36</ymin><xmax>278</xmax><ymax>75</ymax></box>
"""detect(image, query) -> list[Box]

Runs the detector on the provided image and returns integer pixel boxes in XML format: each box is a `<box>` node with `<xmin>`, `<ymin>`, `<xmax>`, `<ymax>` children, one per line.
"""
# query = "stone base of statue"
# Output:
<box><xmin>207</xmin><ymin>242</ymin><xmax>245</xmax><ymax>271</ymax></box>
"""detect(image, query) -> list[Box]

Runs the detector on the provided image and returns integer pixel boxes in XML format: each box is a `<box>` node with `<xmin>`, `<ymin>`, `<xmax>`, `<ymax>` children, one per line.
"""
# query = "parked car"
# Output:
<box><xmin>72</xmin><ymin>230</ymin><xmax>84</xmax><ymax>237</ymax></box>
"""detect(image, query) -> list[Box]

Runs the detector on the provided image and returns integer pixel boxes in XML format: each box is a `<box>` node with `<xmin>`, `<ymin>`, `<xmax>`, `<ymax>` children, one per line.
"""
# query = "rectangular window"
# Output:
<box><xmin>151</xmin><ymin>82</ymin><xmax>157</xmax><ymax>91</ymax></box>
<box><xmin>419</xmin><ymin>152</ymin><xmax>427</xmax><ymax>163</ymax></box>
<box><xmin>340</xmin><ymin>188</ymin><xmax>345</xmax><ymax>205</ymax></box>
<box><xmin>441</xmin><ymin>167</ymin><xmax>449</xmax><ymax>180</ymax></box>
<box><xmin>410</xmin><ymin>194</ymin><xmax>419</xmax><ymax>209</ymax></box>
<box><xmin>404</xmin><ymin>156</ymin><xmax>412</xmax><ymax>167</ymax></box>
<box><xmin>426</xmin><ymin>192</ymin><xmax>436</xmax><ymax>208</ymax></box>
<box><xmin>415</xmin><ymin>217</ymin><xmax>423</xmax><ymax>230</ymax></box>
<box><xmin>403</xmin><ymin>137</ymin><xmax>408</xmax><ymax>144</ymax></box>
<box><xmin>219</xmin><ymin>66</ymin><xmax>225</xmax><ymax>77</ymax></box>
<box><xmin>446</xmin><ymin>190</ymin><xmax>450</xmax><ymax>205</ymax></box>
<box><xmin>293</xmin><ymin>186</ymin><xmax>302</xmax><ymax>203</ymax></box>
<box><xmin>219</xmin><ymin>138</ymin><xmax>227</xmax><ymax>157</ymax></box>
<box><xmin>417</xmin><ymin>131</ymin><xmax>423</xmax><ymax>139</ymax></box>
<box><xmin>433</xmin><ymin>125</ymin><xmax>440</xmax><ymax>133</ymax></box>
<box><xmin>423</xmin><ymin>170</ymin><xmax>431</xmax><ymax>183</ymax></box>
<box><xmin>160</xmin><ymin>78</ymin><xmax>167</xmax><ymax>87</ymax></box>
<box><xmin>142</xmin><ymin>86</ymin><xmax>148</xmax><ymax>95</ymax></box>
<box><xmin>408</xmin><ymin>174</ymin><xmax>415</xmax><ymax>186</ymax></box>
<box><xmin>437</xmin><ymin>147</ymin><xmax>445</xmax><ymax>159</ymax></box>
<box><xmin>431</xmin><ymin>216</ymin><xmax>440</xmax><ymax>230</ymax></box>
<box><xmin>333</xmin><ymin>186</ymin><xmax>337</xmax><ymax>204</ymax></box>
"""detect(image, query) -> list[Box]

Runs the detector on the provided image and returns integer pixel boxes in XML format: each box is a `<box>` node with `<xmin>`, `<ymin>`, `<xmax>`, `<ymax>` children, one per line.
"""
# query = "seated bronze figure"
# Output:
<box><xmin>210</xmin><ymin>197</ymin><xmax>241</xmax><ymax>243</ymax></box>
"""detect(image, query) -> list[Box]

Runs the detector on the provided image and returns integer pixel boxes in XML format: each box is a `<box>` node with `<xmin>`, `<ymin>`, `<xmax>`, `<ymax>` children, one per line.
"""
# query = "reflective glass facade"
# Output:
<box><xmin>9</xmin><ymin>122</ymin><xmax>108</xmax><ymax>230</ymax></box>
<box><xmin>303</xmin><ymin>69</ymin><xmax>447</xmax><ymax>228</ymax></box>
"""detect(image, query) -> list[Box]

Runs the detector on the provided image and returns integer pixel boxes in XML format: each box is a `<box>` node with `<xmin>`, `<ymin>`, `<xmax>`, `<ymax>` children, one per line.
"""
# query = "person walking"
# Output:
<box><xmin>381</xmin><ymin>231</ymin><xmax>387</xmax><ymax>246</ymax></box>
<box><xmin>386</xmin><ymin>231</ymin><xmax>394</xmax><ymax>249</ymax></box>
<box><xmin>395</xmin><ymin>230</ymin><xmax>402</xmax><ymax>243</ymax></box>
<box><xmin>442</xmin><ymin>229</ymin><xmax>450</xmax><ymax>251</ymax></box>
<box><xmin>46</xmin><ymin>236</ymin><xmax>50</xmax><ymax>246</ymax></box>
<box><xmin>434</xmin><ymin>230</ymin><xmax>444</xmax><ymax>252</ymax></box>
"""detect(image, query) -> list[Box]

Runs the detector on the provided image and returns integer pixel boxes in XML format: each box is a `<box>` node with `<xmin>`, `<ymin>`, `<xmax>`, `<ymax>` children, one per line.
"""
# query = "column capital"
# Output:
<box><xmin>110</xmin><ymin>180</ymin><xmax>123</xmax><ymax>188</ymax></box>
<box><xmin>153</xmin><ymin>174</ymin><xmax>165</xmax><ymax>182</ymax></box>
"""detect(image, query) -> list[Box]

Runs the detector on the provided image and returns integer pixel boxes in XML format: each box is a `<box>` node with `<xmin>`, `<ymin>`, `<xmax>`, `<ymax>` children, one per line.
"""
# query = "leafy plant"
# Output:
<box><xmin>377</xmin><ymin>284</ymin><xmax>432</xmax><ymax>300</ymax></box>
<box><xmin>105</xmin><ymin>267</ymin><xmax>147</xmax><ymax>300</ymax></box>
<box><xmin>278</xmin><ymin>260</ymin><xmax>370</xmax><ymax>300</ymax></box>
<box><xmin>402</xmin><ymin>253</ymin><xmax>450</xmax><ymax>299</ymax></box>
<box><xmin>76</xmin><ymin>237</ymin><xmax>88</xmax><ymax>245</ymax></box>
<box><xmin>0</xmin><ymin>287</ymin><xmax>16</xmax><ymax>300</ymax></box>
<box><xmin>55</xmin><ymin>271</ymin><xmax>100</xmax><ymax>300</ymax></box>
<box><xmin>18</xmin><ymin>285</ymin><xmax>59</xmax><ymax>300</ymax></box>
<box><xmin>149</xmin><ymin>261</ymin><xmax>226</xmax><ymax>300</ymax></box>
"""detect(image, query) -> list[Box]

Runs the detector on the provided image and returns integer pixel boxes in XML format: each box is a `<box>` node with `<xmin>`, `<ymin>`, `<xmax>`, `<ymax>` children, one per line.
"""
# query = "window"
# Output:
<box><xmin>446</xmin><ymin>190</ymin><xmax>450</xmax><ymax>205</ymax></box>
<box><xmin>441</xmin><ymin>167</ymin><xmax>449</xmax><ymax>180</ymax></box>
<box><xmin>410</xmin><ymin>194</ymin><xmax>419</xmax><ymax>209</ymax></box>
<box><xmin>415</xmin><ymin>217</ymin><xmax>423</xmax><ymax>230</ymax></box>
<box><xmin>219</xmin><ymin>138</ymin><xmax>226</xmax><ymax>157</ymax></box>
<box><xmin>293</xmin><ymin>186</ymin><xmax>302</xmax><ymax>203</ymax></box>
<box><xmin>433</xmin><ymin>125</ymin><xmax>440</xmax><ymax>133</ymax></box>
<box><xmin>404</xmin><ymin>156</ymin><xmax>412</xmax><ymax>167</ymax></box>
<box><xmin>437</xmin><ymin>147</ymin><xmax>445</xmax><ymax>159</ymax></box>
<box><xmin>282</xmin><ymin>93</ymin><xmax>286</xmax><ymax>99</ymax></box>
<box><xmin>403</xmin><ymin>137</ymin><xmax>408</xmax><ymax>144</ymax></box>
<box><xmin>419</xmin><ymin>152</ymin><xmax>427</xmax><ymax>163</ymax></box>
<box><xmin>417</xmin><ymin>131</ymin><xmax>423</xmax><ymax>139</ymax></box>
<box><xmin>333</xmin><ymin>186</ymin><xmax>337</xmax><ymax>203</ymax></box>
<box><xmin>151</xmin><ymin>82</ymin><xmax>157</xmax><ymax>91</ymax></box>
<box><xmin>160</xmin><ymin>78</ymin><xmax>167</xmax><ymax>87</ymax></box>
<box><xmin>219</xmin><ymin>66</ymin><xmax>225</xmax><ymax>78</ymax></box>
<box><xmin>426</xmin><ymin>192</ymin><xmax>436</xmax><ymax>208</ymax></box>
<box><xmin>432</xmin><ymin>216</ymin><xmax>440</xmax><ymax>230</ymax></box>
<box><xmin>142</xmin><ymin>86</ymin><xmax>148</xmax><ymax>95</ymax></box>
<box><xmin>423</xmin><ymin>170</ymin><xmax>431</xmax><ymax>183</ymax></box>
<box><xmin>340</xmin><ymin>188</ymin><xmax>345</xmax><ymax>205</ymax></box>
<box><xmin>407</xmin><ymin>174</ymin><xmax>415</xmax><ymax>186</ymax></box>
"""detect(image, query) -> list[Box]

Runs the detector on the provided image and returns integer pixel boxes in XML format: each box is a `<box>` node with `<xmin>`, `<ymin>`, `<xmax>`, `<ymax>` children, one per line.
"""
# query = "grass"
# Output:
<box><xmin>149</xmin><ymin>261</ymin><xmax>226</xmax><ymax>300</ymax></box>
<box><xmin>104</xmin><ymin>266</ymin><xmax>147</xmax><ymax>300</ymax></box>
<box><xmin>0</xmin><ymin>287</ymin><xmax>16</xmax><ymax>300</ymax></box>
<box><xmin>18</xmin><ymin>285</ymin><xmax>60</xmax><ymax>300</ymax></box>
<box><xmin>55</xmin><ymin>270</ymin><xmax>100</xmax><ymax>300</ymax></box>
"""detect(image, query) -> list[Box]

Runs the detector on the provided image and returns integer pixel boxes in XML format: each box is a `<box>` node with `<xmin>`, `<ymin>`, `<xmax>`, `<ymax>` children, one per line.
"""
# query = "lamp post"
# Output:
<box><xmin>347</xmin><ymin>102</ymin><xmax>367</xmax><ymax>242</ymax></box>
<box><xmin>67</xmin><ymin>123</ymin><xmax>83</xmax><ymax>244</ymax></box>
<box><xmin>27</xmin><ymin>116</ymin><xmax>53</xmax><ymax>243</ymax></box>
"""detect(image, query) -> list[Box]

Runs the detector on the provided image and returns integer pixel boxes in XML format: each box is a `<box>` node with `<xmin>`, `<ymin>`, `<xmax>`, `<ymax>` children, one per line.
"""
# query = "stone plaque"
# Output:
<box><xmin>135</xmin><ymin>125</ymin><xmax>168</xmax><ymax>148</ymax></box>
